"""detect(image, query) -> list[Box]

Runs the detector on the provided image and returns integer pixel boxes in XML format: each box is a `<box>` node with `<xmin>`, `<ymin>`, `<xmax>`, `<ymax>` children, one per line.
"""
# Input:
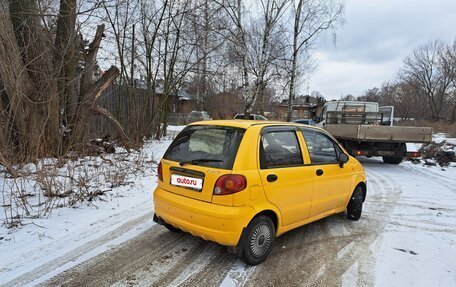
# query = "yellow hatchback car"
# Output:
<box><xmin>153</xmin><ymin>120</ymin><xmax>366</xmax><ymax>265</ymax></box>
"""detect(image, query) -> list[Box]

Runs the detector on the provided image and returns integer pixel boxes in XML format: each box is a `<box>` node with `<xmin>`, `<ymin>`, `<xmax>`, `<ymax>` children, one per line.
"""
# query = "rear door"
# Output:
<box><xmin>160</xmin><ymin>125</ymin><xmax>245</xmax><ymax>202</ymax></box>
<box><xmin>257</xmin><ymin>127</ymin><xmax>313</xmax><ymax>226</ymax></box>
<box><xmin>301</xmin><ymin>129</ymin><xmax>352</xmax><ymax>217</ymax></box>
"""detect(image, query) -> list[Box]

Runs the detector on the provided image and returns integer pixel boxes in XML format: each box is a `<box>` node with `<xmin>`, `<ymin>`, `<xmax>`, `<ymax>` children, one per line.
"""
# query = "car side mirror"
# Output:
<box><xmin>338</xmin><ymin>152</ymin><xmax>349</xmax><ymax>167</ymax></box>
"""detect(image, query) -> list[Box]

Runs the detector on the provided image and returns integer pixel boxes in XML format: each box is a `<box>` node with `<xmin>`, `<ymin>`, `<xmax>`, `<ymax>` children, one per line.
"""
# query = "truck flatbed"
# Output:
<box><xmin>324</xmin><ymin>124</ymin><xmax>433</xmax><ymax>143</ymax></box>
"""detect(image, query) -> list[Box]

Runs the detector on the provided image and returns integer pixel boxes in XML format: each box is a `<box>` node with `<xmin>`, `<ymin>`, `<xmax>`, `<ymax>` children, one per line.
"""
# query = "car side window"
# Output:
<box><xmin>301</xmin><ymin>130</ymin><xmax>339</xmax><ymax>164</ymax></box>
<box><xmin>260</xmin><ymin>131</ymin><xmax>303</xmax><ymax>169</ymax></box>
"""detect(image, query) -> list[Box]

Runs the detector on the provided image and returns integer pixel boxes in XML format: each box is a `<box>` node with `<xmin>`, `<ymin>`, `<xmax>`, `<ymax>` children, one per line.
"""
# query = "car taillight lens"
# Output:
<box><xmin>213</xmin><ymin>174</ymin><xmax>247</xmax><ymax>195</ymax></box>
<box><xmin>157</xmin><ymin>162</ymin><xmax>163</xmax><ymax>182</ymax></box>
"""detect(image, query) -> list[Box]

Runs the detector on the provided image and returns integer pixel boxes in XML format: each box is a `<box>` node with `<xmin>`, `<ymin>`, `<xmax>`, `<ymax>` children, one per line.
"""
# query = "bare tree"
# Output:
<box><xmin>0</xmin><ymin>0</ymin><xmax>124</xmax><ymax>161</ymax></box>
<box><xmin>217</xmin><ymin>0</ymin><xmax>291</xmax><ymax>113</ymax></box>
<box><xmin>217</xmin><ymin>0</ymin><xmax>251</xmax><ymax>112</ymax></box>
<box><xmin>136</xmin><ymin>0</ymin><xmax>168</xmax><ymax>136</ymax></box>
<box><xmin>286</xmin><ymin>0</ymin><xmax>344</xmax><ymax>120</ymax></box>
<box><xmin>393</xmin><ymin>81</ymin><xmax>422</xmax><ymax>121</ymax></box>
<box><xmin>101</xmin><ymin>0</ymin><xmax>138</xmax><ymax>86</ymax></box>
<box><xmin>152</xmin><ymin>0</ymin><xmax>209</xmax><ymax>138</ymax></box>
<box><xmin>400</xmin><ymin>41</ymin><xmax>453</xmax><ymax>121</ymax></box>
<box><xmin>247</xmin><ymin>0</ymin><xmax>290</xmax><ymax>114</ymax></box>
<box><xmin>0</xmin><ymin>0</ymin><xmax>60</xmax><ymax>160</ymax></box>
<box><xmin>441</xmin><ymin>39</ymin><xmax>456</xmax><ymax>122</ymax></box>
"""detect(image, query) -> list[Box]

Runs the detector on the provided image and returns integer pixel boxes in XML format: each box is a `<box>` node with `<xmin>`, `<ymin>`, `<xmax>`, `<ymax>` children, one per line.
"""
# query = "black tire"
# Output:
<box><xmin>162</xmin><ymin>221</ymin><xmax>181</xmax><ymax>233</ymax></box>
<box><xmin>242</xmin><ymin>215</ymin><xmax>275</xmax><ymax>265</ymax></box>
<box><xmin>382</xmin><ymin>156</ymin><xmax>403</xmax><ymax>164</ymax></box>
<box><xmin>383</xmin><ymin>143</ymin><xmax>406</xmax><ymax>164</ymax></box>
<box><xmin>346</xmin><ymin>186</ymin><xmax>364</xmax><ymax>221</ymax></box>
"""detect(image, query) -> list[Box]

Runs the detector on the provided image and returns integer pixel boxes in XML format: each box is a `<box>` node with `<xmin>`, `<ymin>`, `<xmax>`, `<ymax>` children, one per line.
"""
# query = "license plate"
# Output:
<box><xmin>377</xmin><ymin>150</ymin><xmax>396</xmax><ymax>156</ymax></box>
<box><xmin>170</xmin><ymin>174</ymin><xmax>203</xmax><ymax>190</ymax></box>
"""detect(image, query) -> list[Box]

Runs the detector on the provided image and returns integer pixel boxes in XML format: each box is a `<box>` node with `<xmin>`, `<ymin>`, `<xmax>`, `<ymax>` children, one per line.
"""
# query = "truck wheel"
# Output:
<box><xmin>346</xmin><ymin>186</ymin><xmax>363</xmax><ymax>221</ymax></box>
<box><xmin>242</xmin><ymin>215</ymin><xmax>275</xmax><ymax>265</ymax></box>
<box><xmin>382</xmin><ymin>156</ymin><xmax>403</xmax><ymax>164</ymax></box>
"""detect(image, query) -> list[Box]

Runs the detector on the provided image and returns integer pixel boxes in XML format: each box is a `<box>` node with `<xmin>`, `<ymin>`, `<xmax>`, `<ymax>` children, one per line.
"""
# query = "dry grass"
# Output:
<box><xmin>1</xmin><ymin>149</ymin><xmax>152</xmax><ymax>229</ymax></box>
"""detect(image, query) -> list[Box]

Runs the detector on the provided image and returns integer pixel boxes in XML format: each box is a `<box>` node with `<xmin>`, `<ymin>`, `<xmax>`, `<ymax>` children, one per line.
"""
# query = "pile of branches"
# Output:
<box><xmin>419</xmin><ymin>141</ymin><xmax>456</xmax><ymax>166</ymax></box>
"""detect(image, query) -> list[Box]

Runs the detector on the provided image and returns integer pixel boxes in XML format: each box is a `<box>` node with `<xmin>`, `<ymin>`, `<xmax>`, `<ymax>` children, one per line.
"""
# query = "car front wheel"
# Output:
<box><xmin>346</xmin><ymin>186</ymin><xmax>364</xmax><ymax>221</ymax></box>
<box><xmin>242</xmin><ymin>215</ymin><xmax>275</xmax><ymax>265</ymax></box>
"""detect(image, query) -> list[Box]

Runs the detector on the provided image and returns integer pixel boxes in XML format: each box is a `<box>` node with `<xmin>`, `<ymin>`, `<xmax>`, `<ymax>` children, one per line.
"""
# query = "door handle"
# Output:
<box><xmin>267</xmin><ymin>174</ymin><xmax>278</xmax><ymax>182</ymax></box>
<box><xmin>316</xmin><ymin>169</ymin><xmax>324</xmax><ymax>176</ymax></box>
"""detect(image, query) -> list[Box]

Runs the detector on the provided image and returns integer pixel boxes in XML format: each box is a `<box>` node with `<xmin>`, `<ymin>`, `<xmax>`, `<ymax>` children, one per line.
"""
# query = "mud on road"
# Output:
<box><xmin>9</xmin><ymin>160</ymin><xmax>409</xmax><ymax>287</ymax></box>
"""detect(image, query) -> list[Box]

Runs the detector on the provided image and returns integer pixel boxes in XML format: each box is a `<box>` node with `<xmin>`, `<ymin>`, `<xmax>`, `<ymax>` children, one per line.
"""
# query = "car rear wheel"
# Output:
<box><xmin>242</xmin><ymin>215</ymin><xmax>275</xmax><ymax>265</ymax></box>
<box><xmin>346</xmin><ymin>186</ymin><xmax>364</xmax><ymax>221</ymax></box>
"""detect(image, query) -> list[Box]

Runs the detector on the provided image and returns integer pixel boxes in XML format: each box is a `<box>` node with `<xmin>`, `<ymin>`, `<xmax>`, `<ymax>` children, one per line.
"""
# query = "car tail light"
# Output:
<box><xmin>157</xmin><ymin>162</ymin><xmax>163</xmax><ymax>182</ymax></box>
<box><xmin>213</xmin><ymin>174</ymin><xmax>247</xmax><ymax>195</ymax></box>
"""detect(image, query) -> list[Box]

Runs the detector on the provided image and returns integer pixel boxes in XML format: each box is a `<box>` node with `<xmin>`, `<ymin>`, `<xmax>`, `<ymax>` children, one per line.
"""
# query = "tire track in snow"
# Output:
<box><xmin>236</xmin><ymin>164</ymin><xmax>400</xmax><ymax>287</ymax></box>
<box><xmin>400</xmin><ymin>164</ymin><xmax>456</xmax><ymax>192</ymax></box>
<box><xmin>40</xmin><ymin>226</ymin><xmax>198</xmax><ymax>287</ymax></box>
<box><xmin>329</xmin><ymin>165</ymin><xmax>402</xmax><ymax>286</ymax></box>
<box><xmin>153</xmin><ymin>241</ymin><xmax>220</xmax><ymax>287</ymax></box>
<box><xmin>173</xmin><ymin>246</ymin><xmax>235</xmax><ymax>287</ymax></box>
<box><xmin>40</xmin><ymin>160</ymin><xmax>419</xmax><ymax>287</ymax></box>
<box><xmin>3</xmin><ymin>211</ymin><xmax>154</xmax><ymax>287</ymax></box>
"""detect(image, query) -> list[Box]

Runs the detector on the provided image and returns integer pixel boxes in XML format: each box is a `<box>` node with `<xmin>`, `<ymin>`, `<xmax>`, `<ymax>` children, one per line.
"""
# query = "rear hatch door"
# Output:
<box><xmin>159</xmin><ymin>125</ymin><xmax>245</xmax><ymax>202</ymax></box>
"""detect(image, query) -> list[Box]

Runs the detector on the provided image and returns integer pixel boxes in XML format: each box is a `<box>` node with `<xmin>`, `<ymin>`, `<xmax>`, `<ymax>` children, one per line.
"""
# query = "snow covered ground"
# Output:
<box><xmin>0</xmin><ymin>139</ymin><xmax>168</xmax><ymax>285</ymax></box>
<box><xmin>1</xmin><ymin>127</ymin><xmax>455</xmax><ymax>286</ymax></box>
<box><xmin>0</xmin><ymin>126</ymin><xmax>184</xmax><ymax>286</ymax></box>
<box><xmin>365</xmin><ymin>159</ymin><xmax>456</xmax><ymax>286</ymax></box>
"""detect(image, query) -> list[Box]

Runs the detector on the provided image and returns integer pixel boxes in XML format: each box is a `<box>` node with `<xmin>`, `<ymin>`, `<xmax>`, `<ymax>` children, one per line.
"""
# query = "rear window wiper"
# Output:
<box><xmin>179</xmin><ymin>158</ymin><xmax>223</xmax><ymax>166</ymax></box>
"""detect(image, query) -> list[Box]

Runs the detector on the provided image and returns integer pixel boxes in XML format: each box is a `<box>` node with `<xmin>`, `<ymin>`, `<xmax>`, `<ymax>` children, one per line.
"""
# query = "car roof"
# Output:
<box><xmin>187</xmin><ymin>119</ymin><xmax>325</xmax><ymax>132</ymax></box>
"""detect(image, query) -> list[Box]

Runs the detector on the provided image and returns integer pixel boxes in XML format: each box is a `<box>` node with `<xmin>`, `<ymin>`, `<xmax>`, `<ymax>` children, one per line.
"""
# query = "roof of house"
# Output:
<box><xmin>178</xmin><ymin>90</ymin><xmax>195</xmax><ymax>101</ymax></box>
<box><xmin>279</xmin><ymin>95</ymin><xmax>320</xmax><ymax>107</ymax></box>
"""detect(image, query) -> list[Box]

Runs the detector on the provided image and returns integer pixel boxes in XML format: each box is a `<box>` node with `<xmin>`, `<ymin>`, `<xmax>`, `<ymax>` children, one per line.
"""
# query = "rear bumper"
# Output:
<box><xmin>154</xmin><ymin>187</ymin><xmax>256</xmax><ymax>246</ymax></box>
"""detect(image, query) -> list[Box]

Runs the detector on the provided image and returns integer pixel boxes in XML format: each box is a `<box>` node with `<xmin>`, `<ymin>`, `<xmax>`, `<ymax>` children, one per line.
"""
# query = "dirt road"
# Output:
<box><xmin>6</xmin><ymin>158</ymin><xmax>454</xmax><ymax>287</ymax></box>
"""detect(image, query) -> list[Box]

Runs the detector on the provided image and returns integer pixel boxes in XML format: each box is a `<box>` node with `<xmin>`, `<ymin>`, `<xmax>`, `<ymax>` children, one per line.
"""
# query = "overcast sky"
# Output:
<box><xmin>306</xmin><ymin>0</ymin><xmax>456</xmax><ymax>100</ymax></box>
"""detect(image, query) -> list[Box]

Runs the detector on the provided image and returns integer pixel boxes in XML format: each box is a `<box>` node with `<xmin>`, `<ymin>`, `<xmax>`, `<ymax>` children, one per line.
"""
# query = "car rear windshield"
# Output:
<box><xmin>163</xmin><ymin>125</ymin><xmax>245</xmax><ymax>169</ymax></box>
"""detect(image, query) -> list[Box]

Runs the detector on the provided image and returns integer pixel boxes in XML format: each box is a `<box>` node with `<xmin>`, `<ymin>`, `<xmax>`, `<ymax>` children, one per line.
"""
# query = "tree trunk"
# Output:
<box><xmin>452</xmin><ymin>102</ymin><xmax>456</xmax><ymax>123</ymax></box>
<box><xmin>237</xmin><ymin>0</ymin><xmax>250</xmax><ymax>113</ymax></box>
<box><xmin>69</xmin><ymin>66</ymin><xmax>120</xmax><ymax>150</ymax></box>
<box><xmin>54</xmin><ymin>0</ymin><xmax>77</xmax><ymax>154</ymax></box>
<box><xmin>0</xmin><ymin>1</ymin><xmax>60</xmax><ymax>161</ymax></box>
<box><xmin>68</xmin><ymin>25</ymin><xmax>113</xmax><ymax>149</ymax></box>
<box><xmin>287</xmin><ymin>0</ymin><xmax>303</xmax><ymax>122</ymax></box>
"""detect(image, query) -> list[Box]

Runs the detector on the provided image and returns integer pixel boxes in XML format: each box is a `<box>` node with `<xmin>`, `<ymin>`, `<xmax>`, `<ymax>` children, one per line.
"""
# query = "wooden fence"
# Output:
<box><xmin>89</xmin><ymin>85</ymin><xmax>186</xmax><ymax>140</ymax></box>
